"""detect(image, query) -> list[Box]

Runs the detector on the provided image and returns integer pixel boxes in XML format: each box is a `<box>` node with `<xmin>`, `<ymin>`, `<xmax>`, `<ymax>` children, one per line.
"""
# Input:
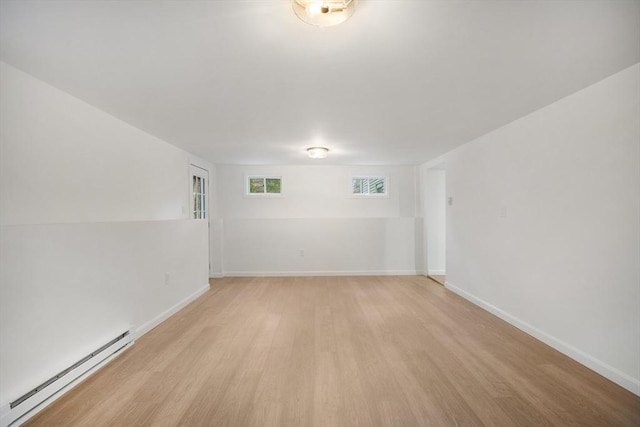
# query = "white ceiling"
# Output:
<box><xmin>1</xmin><ymin>0</ymin><xmax>639</xmax><ymax>165</ymax></box>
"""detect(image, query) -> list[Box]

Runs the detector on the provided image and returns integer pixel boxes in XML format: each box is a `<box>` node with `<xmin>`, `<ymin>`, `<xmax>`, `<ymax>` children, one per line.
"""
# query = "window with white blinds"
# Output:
<box><xmin>352</xmin><ymin>176</ymin><xmax>387</xmax><ymax>196</ymax></box>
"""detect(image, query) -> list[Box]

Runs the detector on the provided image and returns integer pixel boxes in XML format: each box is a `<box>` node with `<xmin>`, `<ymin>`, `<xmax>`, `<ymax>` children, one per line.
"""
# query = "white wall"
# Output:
<box><xmin>425</xmin><ymin>169</ymin><xmax>446</xmax><ymax>275</ymax></box>
<box><xmin>218</xmin><ymin>165</ymin><xmax>416</xmax><ymax>219</ymax></box>
<box><xmin>0</xmin><ymin>221</ymin><xmax>208</xmax><ymax>407</ymax></box>
<box><xmin>218</xmin><ymin>165</ymin><xmax>419</xmax><ymax>275</ymax></box>
<box><xmin>439</xmin><ymin>64</ymin><xmax>640</xmax><ymax>395</ymax></box>
<box><xmin>0</xmin><ymin>62</ymin><xmax>211</xmax><ymax>408</ymax></box>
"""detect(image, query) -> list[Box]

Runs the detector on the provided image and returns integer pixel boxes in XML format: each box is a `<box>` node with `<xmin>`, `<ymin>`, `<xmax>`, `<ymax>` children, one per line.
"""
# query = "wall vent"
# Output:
<box><xmin>1</xmin><ymin>331</ymin><xmax>131</xmax><ymax>427</ymax></box>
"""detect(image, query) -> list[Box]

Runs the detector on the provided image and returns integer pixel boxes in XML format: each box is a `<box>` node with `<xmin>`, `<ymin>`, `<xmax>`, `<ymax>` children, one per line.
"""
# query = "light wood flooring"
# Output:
<box><xmin>26</xmin><ymin>276</ymin><xmax>639</xmax><ymax>426</ymax></box>
<box><xmin>429</xmin><ymin>275</ymin><xmax>446</xmax><ymax>286</ymax></box>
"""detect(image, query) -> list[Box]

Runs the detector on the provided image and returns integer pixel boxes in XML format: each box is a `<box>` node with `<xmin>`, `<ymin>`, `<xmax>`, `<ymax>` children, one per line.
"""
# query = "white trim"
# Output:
<box><xmin>190</xmin><ymin>164</ymin><xmax>209</xmax><ymax>220</ymax></box>
<box><xmin>244</xmin><ymin>175</ymin><xmax>283</xmax><ymax>197</ymax></box>
<box><xmin>1</xmin><ymin>334</ymin><xmax>133</xmax><ymax>427</ymax></box>
<box><xmin>351</xmin><ymin>176</ymin><xmax>389</xmax><ymax>198</ymax></box>
<box><xmin>222</xmin><ymin>270</ymin><xmax>419</xmax><ymax>277</ymax></box>
<box><xmin>445</xmin><ymin>281</ymin><xmax>640</xmax><ymax>396</ymax></box>
<box><xmin>134</xmin><ymin>283</ymin><xmax>210</xmax><ymax>340</ymax></box>
<box><xmin>428</xmin><ymin>269</ymin><xmax>446</xmax><ymax>275</ymax></box>
<box><xmin>190</xmin><ymin>164</ymin><xmax>209</xmax><ymax>174</ymax></box>
<box><xmin>1</xmin><ymin>283</ymin><xmax>212</xmax><ymax>427</ymax></box>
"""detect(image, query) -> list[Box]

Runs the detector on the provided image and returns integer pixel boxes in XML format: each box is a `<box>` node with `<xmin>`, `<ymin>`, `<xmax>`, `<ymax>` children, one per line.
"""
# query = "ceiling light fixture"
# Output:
<box><xmin>307</xmin><ymin>146</ymin><xmax>330</xmax><ymax>159</ymax></box>
<box><xmin>292</xmin><ymin>0</ymin><xmax>358</xmax><ymax>27</ymax></box>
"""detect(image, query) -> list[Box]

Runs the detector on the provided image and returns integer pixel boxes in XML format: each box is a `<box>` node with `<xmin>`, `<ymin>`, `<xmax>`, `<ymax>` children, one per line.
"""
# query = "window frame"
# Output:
<box><xmin>245</xmin><ymin>175</ymin><xmax>283</xmax><ymax>197</ymax></box>
<box><xmin>351</xmin><ymin>176</ymin><xmax>389</xmax><ymax>197</ymax></box>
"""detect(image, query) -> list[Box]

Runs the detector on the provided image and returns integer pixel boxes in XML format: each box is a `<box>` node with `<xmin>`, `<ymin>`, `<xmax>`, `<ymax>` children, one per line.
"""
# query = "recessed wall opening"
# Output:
<box><xmin>425</xmin><ymin>167</ymin><xmax>446</xmax><ymax>285</ymax></box>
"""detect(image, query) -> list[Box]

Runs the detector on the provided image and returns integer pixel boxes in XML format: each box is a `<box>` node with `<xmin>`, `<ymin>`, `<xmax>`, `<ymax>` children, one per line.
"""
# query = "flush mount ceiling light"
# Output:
<box><xmin>292</xmin><ymin>0</ymin><xmax>358</xmax><ymax>27</ymax></box>
<box><xmin>307</xmin><ymin>146</ymin><xmax>330</xmax><ymax>159</ymax></box>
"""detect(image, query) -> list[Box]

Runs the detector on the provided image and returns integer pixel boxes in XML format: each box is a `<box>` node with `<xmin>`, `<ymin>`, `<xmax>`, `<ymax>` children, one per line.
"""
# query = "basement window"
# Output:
<box><xmin>352</xmin><ymin>176</ymin><xmax>387</xmax><ymax>196</ymax></box>
<box><xmin>247</xmin><ymin>176</ymin><xmax>282</xmax><ymax>196</ymax></box>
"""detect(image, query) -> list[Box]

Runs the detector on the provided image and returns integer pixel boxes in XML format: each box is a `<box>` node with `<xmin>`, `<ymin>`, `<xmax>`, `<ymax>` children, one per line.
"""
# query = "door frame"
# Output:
<box><xmin>423</xmin><ymin>162</ymin><xmax>446</xmax><ymax>285</ymax></box>
<box><xmin>189</xmin><ymin>163</ymin><xmax>211</xmax><ymax>276</ymax></box>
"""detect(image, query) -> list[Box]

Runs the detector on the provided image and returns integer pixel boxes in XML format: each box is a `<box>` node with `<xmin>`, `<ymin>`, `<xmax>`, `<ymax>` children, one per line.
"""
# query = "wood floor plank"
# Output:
<box><xmin>23</xmin><ymin>276</ymin><xmax>640</xmax><ymax>427</ymax></box>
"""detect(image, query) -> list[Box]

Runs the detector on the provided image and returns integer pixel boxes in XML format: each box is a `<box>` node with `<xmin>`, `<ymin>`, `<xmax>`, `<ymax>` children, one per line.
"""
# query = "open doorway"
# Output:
<box><xmin>425</xmin><ymin>167</ymin><xmax>446</xmax><ymax>285</ymax></box>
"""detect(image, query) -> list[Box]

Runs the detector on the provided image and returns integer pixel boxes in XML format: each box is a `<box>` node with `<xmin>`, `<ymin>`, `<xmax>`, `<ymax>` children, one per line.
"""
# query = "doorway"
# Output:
<box><xmin>190</xmin><ymin>164</ymin><xmax>212</xmax><ymax>276</ymax></box>
<box><xmin>425</xmin><ymin>167</ymin><xmax>446</xmax><ymax>285</ymax></box>
<box><xmin>190</xmin><ymin>165</ymin><xmax>209</xmax><ymax>220</ymax></box>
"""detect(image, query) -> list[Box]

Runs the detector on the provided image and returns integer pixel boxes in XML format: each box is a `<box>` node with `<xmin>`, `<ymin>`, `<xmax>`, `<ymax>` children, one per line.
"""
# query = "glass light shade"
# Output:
<box><xmin>292</xmin><ymin>0</ymin><xmax>357</xmax><ymax>27</ymax></box>
<box><xmin>307</xmin><ymin>146</ymin><xmax>330</xmax><ymax>159</ymax></box>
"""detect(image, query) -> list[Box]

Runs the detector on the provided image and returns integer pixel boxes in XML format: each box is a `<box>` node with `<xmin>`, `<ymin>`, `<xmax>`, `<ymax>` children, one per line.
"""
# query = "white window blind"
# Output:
<box><xmin>352</xmin><ymin>176</ymin><xmax>387</xmax><ymax>195</ymax></box>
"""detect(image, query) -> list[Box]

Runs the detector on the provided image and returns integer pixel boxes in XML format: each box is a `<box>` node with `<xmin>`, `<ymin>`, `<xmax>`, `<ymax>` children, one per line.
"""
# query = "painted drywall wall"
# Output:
<box><xmin>0</xmin><ymin>62</ymin><xmax>210</xmax><ymax>408</ymax></box>
<box><xmin>0</xmin><ymin>220</ymin><xmax>208</xmax><ymax>407</ymax></box>
<box><xmin>0</xmin><ymin>62</ymin><xmax>218</xmax><ymax>225</ymax></box>
<box><xmin>205</xmin><ymin>164</ymin><xmax>224</xmax><ymax>277</ymax></box>
<box><xmin>440</xmin><ymin>64</ymin><xmax>640</xmax><ymax>394</ymax></box>
<box><xmin>425</xmin><ymin>169</ymin><xmax>446</xmax><ymax>275</ymax></box>
<box><xmin>222</xmin><ymin>217</ymin><xmax>417</xmax><ymax>276</ymax></box>
<box><xmin>217</xmin><ymin>165</ymin><xmax>419</xmax><ymax>275</ymax></box>
<box><xmin>218</xmin><ymin>165</ymin><xmax>416</xmax><ymax>219</ymax></box>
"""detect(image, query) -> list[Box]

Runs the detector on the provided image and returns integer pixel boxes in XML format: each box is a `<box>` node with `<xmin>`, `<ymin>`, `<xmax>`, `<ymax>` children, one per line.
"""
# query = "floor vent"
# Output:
<box><xmin>2</xmin><ymin>331</ymin><xmax>131</xmax><ymax>427</ymax></box>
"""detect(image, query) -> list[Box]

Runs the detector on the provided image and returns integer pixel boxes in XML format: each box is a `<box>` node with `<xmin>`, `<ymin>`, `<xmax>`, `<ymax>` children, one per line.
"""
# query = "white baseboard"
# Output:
<box><xmin>428</xmin><ymin>269</ymin><xmax>446</xmax><ymax>275</ymax></box>
<box><xmin>222</xmin><ymin>270</ymin><xmax>419</xmax><ymax>277</ymax></box>
<box><xmin>445</xmin><ymin>281</ymin><xmax>640</xmax><ymax>396</ymax></box>
<box><xmin>1</xmin><ymin>284</ymin><xmax>212</xmax><ymax>426</ymax></box>
<box><xmin>134</xmin><ymin>283</ymin><xmax>210</xmax><ymax>340</ymax></box>
<box><xmin>2</xmin><ymin>334</ymin><xmax>132</xmax><ymax>427</ymax></box>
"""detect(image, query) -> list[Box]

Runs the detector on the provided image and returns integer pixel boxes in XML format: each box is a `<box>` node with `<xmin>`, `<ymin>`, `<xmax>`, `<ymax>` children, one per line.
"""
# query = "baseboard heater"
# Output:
<box><xmin>1</xmin><ymin>331</ymin><xmax>132</xmax><ymax>427</ymax></box>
